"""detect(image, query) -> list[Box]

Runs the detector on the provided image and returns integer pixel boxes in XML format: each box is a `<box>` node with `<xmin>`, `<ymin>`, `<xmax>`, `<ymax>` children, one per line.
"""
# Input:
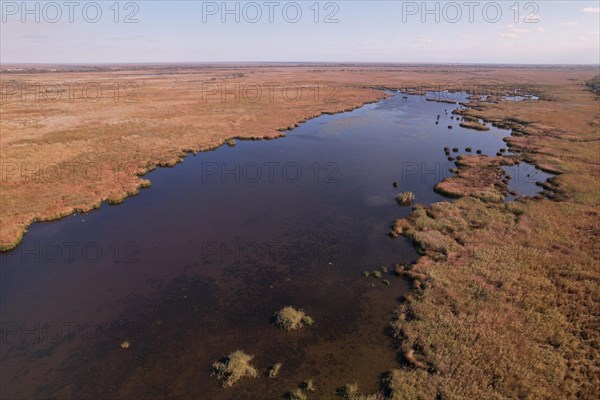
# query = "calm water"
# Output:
<box><xmin>0</xmin><ymin>93</ymin><xmax>549</xmax><ymax>399</ymax></box>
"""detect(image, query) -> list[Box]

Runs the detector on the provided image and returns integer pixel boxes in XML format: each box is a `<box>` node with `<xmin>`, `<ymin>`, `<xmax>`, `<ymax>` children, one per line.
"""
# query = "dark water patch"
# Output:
<box><xmin>503</xmin><ymin>163</ymin><xmax>554</xmax><ymax>201</ymax></box>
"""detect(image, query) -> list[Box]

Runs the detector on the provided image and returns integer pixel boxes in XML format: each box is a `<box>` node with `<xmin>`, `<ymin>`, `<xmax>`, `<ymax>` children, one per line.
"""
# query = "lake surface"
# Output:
<box><xmin>0</xmin><ymin>92</ymin><xmax>549</xmax><ymax>399</ymax></box>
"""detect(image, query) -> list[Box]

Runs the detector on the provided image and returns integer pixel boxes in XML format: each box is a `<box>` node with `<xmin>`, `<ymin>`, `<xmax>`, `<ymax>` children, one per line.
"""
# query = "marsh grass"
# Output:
<box><xmin>301</xmin><ymin>379</ymin><xmax>316</xmax><ymax>392</ymax></box>
<box><xmin>396</xmin><ymin>192</ymin><xmax>415</xmax><ymax>206</ymax></box>
<box><xmin>211</xmin><ymin>350</ymin><xmax>258</xmax><ymax>388</ymax></box>
<box><xmin>286</xmin><ymin>388</ymin><xmax>307</xmax><ymax>400</ymax></box>
<box><xmin>459</xmin><ymin>121</ymin><xmax>490</xmax><ymax>131</ymax></box>
<box><xmin>274</xmin><ymin>306</ymin><xmax>314</xmax><ymax>331</ymax></box>
<box><xmin>267</xmin><ymin>363</ymin><xmax>282</xmax><ymax>378</ymax></box>
<box><xmin>337</xmin><ymin>383</ymin><xmax>359</xmax><ymax>398</ymax></box>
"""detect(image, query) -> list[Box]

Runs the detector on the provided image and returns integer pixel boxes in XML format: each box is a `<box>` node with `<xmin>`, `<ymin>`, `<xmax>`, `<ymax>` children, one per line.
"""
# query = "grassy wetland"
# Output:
<box><xmin>1</xmin><ymin>64</ymin><xmax>599</xmax><ymax>399</ymax></box>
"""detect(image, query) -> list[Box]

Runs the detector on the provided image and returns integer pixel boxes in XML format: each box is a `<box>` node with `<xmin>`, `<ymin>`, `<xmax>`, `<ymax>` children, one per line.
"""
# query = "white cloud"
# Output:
<box><xmin>500</xmin><ymin>33</ymin><xmax>518</xmax><ymax>38</ymax></box>
<box><xmin>582</xmin><ymin>7</ymin><xmax>600</xmax><ymax>14</ymax></box>
<box><xmin>511</xmin><ymin>28</ymin><xmax>531</xmax><ymax>33</ymax></box>
<box><xmin>560</xmin><ymin>21</ymin><xmax>579</xmax><ymax>26</ymax></box>
<box><xmin>537</xmin><ymin>27</ymin><xmax>546</xmax><ymax>33</ymax></box>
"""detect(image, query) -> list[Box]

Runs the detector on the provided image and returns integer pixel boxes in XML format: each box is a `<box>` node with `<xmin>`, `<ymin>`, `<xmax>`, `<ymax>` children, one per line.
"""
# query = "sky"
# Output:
<box><xmin>1</xmin><ymin>0</ymin><xmax>599</xmax><ymax>64</ymax></box>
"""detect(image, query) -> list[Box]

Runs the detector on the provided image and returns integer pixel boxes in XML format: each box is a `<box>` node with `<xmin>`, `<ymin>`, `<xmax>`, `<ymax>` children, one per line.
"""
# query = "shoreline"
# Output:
<box><xmin>383</xmin><ymin>77</ymin><xmax>599</xmax><ymax>398</ymax></box>
<box><xmin>0</xmin><ymin>90</ymin><xmax>388</xmax><ymax>252</ymax></box>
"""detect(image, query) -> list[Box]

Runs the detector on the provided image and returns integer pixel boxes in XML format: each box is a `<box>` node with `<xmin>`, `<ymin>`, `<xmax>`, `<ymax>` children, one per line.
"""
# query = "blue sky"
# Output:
<box><xmin>1</xmin><ymin>1</ymin><xmax>599</xmax><ymax>64</ymax></box>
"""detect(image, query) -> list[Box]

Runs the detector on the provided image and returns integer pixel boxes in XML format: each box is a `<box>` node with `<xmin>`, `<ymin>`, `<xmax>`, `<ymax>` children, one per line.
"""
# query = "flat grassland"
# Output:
<box><xmin>1</xmin><ymin>65</ymin><xmax>599</xmax><ymax>398</ymax></box>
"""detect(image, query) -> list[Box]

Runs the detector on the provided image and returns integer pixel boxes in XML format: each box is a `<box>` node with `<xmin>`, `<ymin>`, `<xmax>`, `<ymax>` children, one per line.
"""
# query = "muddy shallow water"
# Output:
<box><xmin>0</xmin><ymin>92</ymin><xmax>549</xmax><ymax>399</ymax></box>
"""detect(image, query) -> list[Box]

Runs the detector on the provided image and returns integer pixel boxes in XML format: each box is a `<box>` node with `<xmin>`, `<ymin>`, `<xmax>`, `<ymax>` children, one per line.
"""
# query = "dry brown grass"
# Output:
<box><xmin>274</xmin><ymin>306</ymin><xmax>314</xmax><ymax>331</ymax></box>
<box><xmin>387</xmin><ymin>74</ymin><xmax>600</xmax><ymax>399</ymax></box>
<box><xmin>210</xmin><ymin>350</ymin><xmax>258</xmax><ymax>388</ymax></box>
<box><xmin>395</xmin><ymin>192</ymin><xmax>416</xmax><ymax>206</ymax></box>
<box><xmin>458</xmin><ymin>121</ymin><xmax>490</xmax><ymax>131</ymax></box>
<box><xmin>433</xmin><ymin>155</ymin><xmax>514</xmax><ymax>202</ymax></box>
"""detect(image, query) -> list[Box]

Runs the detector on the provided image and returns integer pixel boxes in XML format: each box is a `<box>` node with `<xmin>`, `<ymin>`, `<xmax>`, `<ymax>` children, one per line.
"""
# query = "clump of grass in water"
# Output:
<box><xmin>362</xmin><ymin>271</ymin><xmax>370</xmax><ymax>277</ymax></box>
<box><xmin>383</xmin><ymin>279</ymin><xmax>390</xmax><ymax>285</ymax></box>
<box><xmin>226</xmin><ymin>139</ymin><xmax>236</xmax><ymax>147</ymax></box>
<box><xmin>396</xmin><ymin>192</ymin><xmax>415</xmax><ymax>206</ymax></box>
<box><xmin>371</xmin><ymin>270</ymin><xmax>382</xmax><ymax>279</ymax></box>
<box><xmin>337</xmin><ymin>383</ymin><xmax>359</xmax><ymax>398</ymax></box>
<box><xmin>286</xmin><ymin>388</ymin><xmax>307</xmax><ymax>400</ymax></box>
<box><xmin>302</xmin><ymin>379</ymin><xmax>316</xmax><ymax>392</ymax></box>
<box><xmin>211</xmin><ymin>350</ymin><xmax>258</xmax><ymax>388</ymax></box>
<box><xmin>268</xmin><ymin>362</ymin><xmax>282</xmax><ymax>378</ymax></box>
<box><xmin>274</xmin><ymin>306</ymin><xmax>314</xmax><ymax>331</ymax></box>
<box><xmin>380</xmin><ymin>266</ymin><xmax>388</xmax><ymax>273</ymax></box>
